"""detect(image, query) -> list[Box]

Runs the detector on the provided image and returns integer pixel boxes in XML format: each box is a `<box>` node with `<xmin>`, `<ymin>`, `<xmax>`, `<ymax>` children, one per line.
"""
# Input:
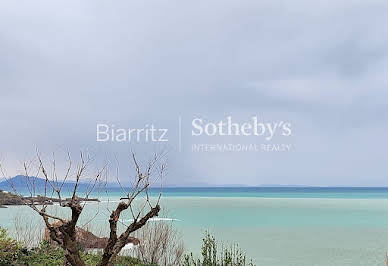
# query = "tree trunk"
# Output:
<box><xmin>97</xmin><ymin>205</ymin><xmax>160</xmax><ymax>266</ymax></box>
<box><xmin>61</xmin><ymin>231</ymin><xmax>85</xmax><ymax>266</ymax></box>
<box><xmin>63</xmin><ymin>249</ymin><xmax>85</xmax><ymax>266</ymax></box>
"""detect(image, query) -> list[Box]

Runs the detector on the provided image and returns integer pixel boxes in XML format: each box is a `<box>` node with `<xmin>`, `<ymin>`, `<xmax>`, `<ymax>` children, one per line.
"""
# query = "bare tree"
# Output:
<box><xmin>0</xmin><ymin>151</ymin><xmax>165</xmax><ymax>266</ymax></box>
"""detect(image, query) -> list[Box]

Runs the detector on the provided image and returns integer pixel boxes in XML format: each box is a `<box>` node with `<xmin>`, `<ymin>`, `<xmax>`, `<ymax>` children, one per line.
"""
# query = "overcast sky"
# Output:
<box><xmin>0</xmin><ymin>0</ymin><xmax>387</xmax><ymax>186</ymax></box>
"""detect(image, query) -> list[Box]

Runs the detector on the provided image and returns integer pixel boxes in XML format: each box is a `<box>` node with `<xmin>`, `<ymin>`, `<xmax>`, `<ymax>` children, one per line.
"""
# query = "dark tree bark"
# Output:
<box><xmin>40</xmin><ymin>200</ymin><xmax>85</xmax><ymax>266</ymax></box>
<box><xmin>98</xmin><ymin>205</ymin><xmax>161</xmax><ymax>266</ymax></box>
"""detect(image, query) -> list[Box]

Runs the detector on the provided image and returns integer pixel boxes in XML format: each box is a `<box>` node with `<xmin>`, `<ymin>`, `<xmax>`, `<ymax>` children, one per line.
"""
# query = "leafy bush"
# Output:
<box><xmin>15</xmin><ymin>240</ymin><xmax>65</xmax><ymax>265</ymax></box>
<box><xmin>0</xmin><ymin>227</ymin><xmax>23</xmax><ymax>265</ymax></box>
<box><xmin>1</xmin><ymin>227</ymin><xmax>255</xmax><ymax>266</ymax></box>
<box><xmin>183</xmin><ymin>232</ymin><xmax>255</xmax><ymax>266</ymax></box>
<box><xmin>17</xmin><ymin>243</ymin><xmax>151</xmax><ymax>266</ymax></box>
<box><xmin>0</xmin><ymin>233</ymin><xmax>153</xmax><ymax>266</ymax></box>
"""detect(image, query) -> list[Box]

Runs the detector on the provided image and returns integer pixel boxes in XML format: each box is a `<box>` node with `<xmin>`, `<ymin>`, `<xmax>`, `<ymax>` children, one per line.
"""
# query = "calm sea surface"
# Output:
<box><xmin>1</xmin><ymin>187</ymin><xmax>388</xmax><ymax>265</ymax></box>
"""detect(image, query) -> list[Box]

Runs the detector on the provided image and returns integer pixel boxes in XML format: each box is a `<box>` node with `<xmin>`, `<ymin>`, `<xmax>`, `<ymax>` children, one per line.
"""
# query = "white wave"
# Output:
<box><xmin>121</xmin><ymin>243</ymin><xmax>135</xmax><ymax>250</ymax></box>
<box><xmin>98</xmin><ymin>200</ymin><xmax>121</xmax><ymax>203</ymax></box>
<box><xmin>124</xmin><ymin>217</ymin><xmax>181</xmax><ymax>222</ymax></box>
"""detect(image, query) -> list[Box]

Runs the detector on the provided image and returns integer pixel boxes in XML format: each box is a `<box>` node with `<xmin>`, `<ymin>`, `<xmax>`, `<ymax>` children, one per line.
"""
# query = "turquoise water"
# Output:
<box><xmin>13</xmin><ymin>186</ymin><xmax>388</xmax><ymax>199</ymax></box>
<box><xmin>1</xmin><ymin>188</ymin><xmax>388</xmax><ymax>265</ymax></box>
<box><xmin>95</xmin><ymin>187</ymin><xmax>388</xmax><ymax>199</ymax></box>
<box><xmin>157</xmin><ymin>187</ymin><xmax>388</xmax><ymax>198</ymax></box>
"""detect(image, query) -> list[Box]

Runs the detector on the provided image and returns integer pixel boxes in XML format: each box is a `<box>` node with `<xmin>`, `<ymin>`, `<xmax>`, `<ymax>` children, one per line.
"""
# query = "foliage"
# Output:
<box><xmin>0</xmin><ymin>227</ymin><xmax>23</xmax><ymax>265</ymax></box>
<box><xmin>183</xmin><ymin>232</ymin><xmax>255</xmax><ymax>266</ymax></box>
<box><xmin>0</xmin><ymin>227</ymin><xmax>256</xmax><ymax>266</ymax></box>
<box><xmin>0</xmin><ymin>234</ymin><xmax>152</xmax><ymax>266</ymax></box>
<box><xmin>82</xmin><ymin>253</ymin><xmax>151</xmax><ymax>266</ymax></box>
<box><xmin>17</xmin><ymin>240</ymin><xmax>65</xmax><ymax>265</ymax></box>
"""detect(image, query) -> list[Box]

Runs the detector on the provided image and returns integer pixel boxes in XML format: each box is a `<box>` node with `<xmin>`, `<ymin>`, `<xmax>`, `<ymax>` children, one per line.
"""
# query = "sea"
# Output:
<box><xmin>1</xmin><ymin>187</ymin><xmax>388</xmax><ymax>266</ymax></box>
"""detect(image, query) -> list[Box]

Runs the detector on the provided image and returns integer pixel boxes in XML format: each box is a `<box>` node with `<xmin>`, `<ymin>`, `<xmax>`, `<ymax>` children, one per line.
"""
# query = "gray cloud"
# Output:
<box><xmin>0</xmin><ymin>0</ymin><xmax>387</xmax><ymax>186</ymax></box>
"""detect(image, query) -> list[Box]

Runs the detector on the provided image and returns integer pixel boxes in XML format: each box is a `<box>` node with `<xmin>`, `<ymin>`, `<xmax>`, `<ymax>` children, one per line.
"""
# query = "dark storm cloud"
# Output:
<box><xmin>0</xmin><ymin>0</ymin><xmax>387</xmax><ymax>186</ymax></box>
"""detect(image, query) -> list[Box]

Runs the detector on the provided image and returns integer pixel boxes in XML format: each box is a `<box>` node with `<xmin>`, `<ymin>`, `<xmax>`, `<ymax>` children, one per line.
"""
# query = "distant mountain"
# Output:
<box><xmin>0</xmin><ymin>176</ymin><xmax>312</xmax><ymax>192</ymax></box>
<box><xmin>0</xmin><ymin>175</ymin><xmax>95</xmax><ymax>194</ymax></box>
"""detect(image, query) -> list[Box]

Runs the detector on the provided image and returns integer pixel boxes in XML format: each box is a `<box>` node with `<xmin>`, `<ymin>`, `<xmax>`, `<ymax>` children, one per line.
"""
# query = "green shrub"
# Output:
<box><xmin>17</xmin><ymin>243</ymin><xmax>151</xmax><ymax>266</ymax></box>
<box><xmin>0</xmin><ymin>227</ymin><xmax>23</xmax><ymax>265</ymax></box>
<box><xmin>1</xmin><ymin>227</ymin><xmax>255</xmax><ymax>266</ymax></box>
<box><xmin>16</xmin><ymin>241</ymin><xmax>65</xmax><ymax>266</ymax></box>
<box><xmin>183</xmin><ymin>232</ymin><xmax>255</xmax><ymax>266</ymax></box>
<box><xmin>0</xmin><ymin>234</ymin><xmax>152</xmax><ymax>266</ymax></box>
